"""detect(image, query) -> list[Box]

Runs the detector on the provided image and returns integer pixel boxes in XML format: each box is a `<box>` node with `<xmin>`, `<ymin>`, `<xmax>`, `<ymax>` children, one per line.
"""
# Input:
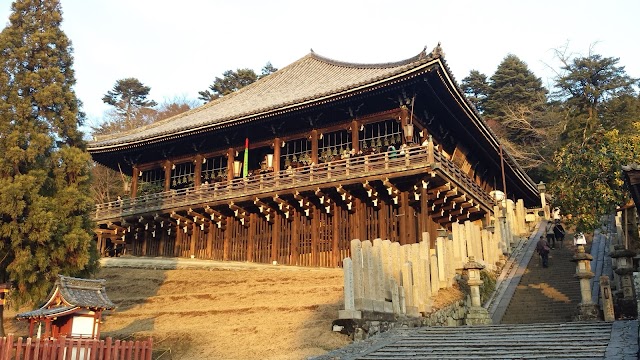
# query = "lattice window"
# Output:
<box><xmin>138</xmin><ymin>168</ymin><xmax>164</xmax><ymax>195</ymax></box>
<box><xmin>360</xmin><ymin>120</ymin><xmax>403</xmax><ymax>152</ymax></box>
<box><xmin>202</xmin><ymin>156</ymin><xmax>228</xmax><ymax>183</ymax></box>
<box><xmin>318</xmin><ymin>129</ymin><xmax>351</xmax><ymax>163</ymax></box>
<box><xmin>282</xmin><ymin>138</ymin><xmax>312</xmax><ymax>168</ymax></box>
<box><xmin>170</xmin><ymin>161</ymin><xmax>195</xmax><ymax>190</ymax></box>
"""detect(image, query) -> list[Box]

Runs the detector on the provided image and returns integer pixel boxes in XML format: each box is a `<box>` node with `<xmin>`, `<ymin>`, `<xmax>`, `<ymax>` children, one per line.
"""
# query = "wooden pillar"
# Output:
<box><xmin>194</xmin><ymin>154</ymin><xmax>203</xmax><ymax>189</ymax></box>
<box><xmin>190</xmin><ymin>227</ymin><xmax>197</xmax><ymax>257</ymax></box>
<box><xmin>311</xmin><ymin>207</ymin><xmax>319</xmax><ymax>266</ymax></box>
<box><xmin>206</xmin><ymin>224</ymin><xmax>214</xmax><ymax>259</ymax></box>
<box><xmin>141</xmin><ymin>231</ymin><xmax>147</xmax><ymax>256</ymax></box>
<box><xmin>227</xmin><ymin>147</ymin><xmax>235</xmax><ymax>181</ymax></box>
<box><xmin>400</xmin><ymin>106</ymin><xmax>409</xmax><ymax>145</ymax></box>
<box><xmin>223</xmin><ymin>219</ymin><xmax>231</xmax><ymax>261</ymax></box>
<box><xmin>399</xmin><ymin>192</ymin><xmax>408</xmax><ymax>245</ymax></box>
<box><xmin>273</xmin><ymin>138</ymin><xmax>281</xmax><ymax>173</ymax></box>
<box><xmin>247</xmin><ymin>213</ymin><xmax>256</xmax><ymax>262</ymax></box>
<box><xmin>351</xmin><ymin>120</ymin><xmax>360</xmax><ymax>153</ymax></box>
<box><xmin>96</xmin><ymin>233</ymin><xmax>103</xmax><ymax>256</ymax></box>
<box><xmin>378</xmin><ymin>200</ymin><xmax>388</xmax><ymax>240</ymax></box>
<box><xmin>131</xmin><ymin>166</ymin><xmax>140</xmax><ymax>197</ymax></box>
<box><xmin>44</xmin><ymin>318</ymin><xmax>51</xmax><ymax>338</ymax></box>
<box><xmin>311</xmin><ymin>130</ymin><xmax>319</xmax><ymax>164</ymax></box>
<box><xmin>291</xmin><ymin>210</ymin><xmax>300</xmax><ymax>265</ymax></box>
<box><xmin>271</xmin><ymin>213</ymin><xmax>281</xmax><ymax>263</ymax></box>
<box><xmin>358</xmin><ymin>198</ymin><xmax>367</xmax><ymax>240</ymax></box>
<box><xmin>332</xmin><ymin>203</ymin><xmax>340</xmax><ymax>267</ymax></box>
<box><xmin>174</xmin><ymin>226</ymin><xmax>182</xmax><ymax>256</ymax></box>
<box><xmin>163</xmin><ymin>160</ymin><xmax>172</xmax><ymax>191</ymax></box>
<box><xmin>420</xmin><ymin>186</ymin><xmax>428</xmax><ymax>235</ymax></box>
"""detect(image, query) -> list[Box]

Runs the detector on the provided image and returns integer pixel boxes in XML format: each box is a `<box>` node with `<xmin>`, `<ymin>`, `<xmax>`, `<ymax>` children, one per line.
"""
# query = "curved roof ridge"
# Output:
<box><xmin>309</xmin><ymin>47</ymin><xmax>430</xmax><ymax>69</ymax></box>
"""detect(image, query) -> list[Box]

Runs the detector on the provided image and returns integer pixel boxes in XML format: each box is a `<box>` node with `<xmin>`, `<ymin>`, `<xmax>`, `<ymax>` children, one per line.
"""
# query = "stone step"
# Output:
<box><xmin>351</xmin><ymin>322</ymin><xmax>614</xmax><ymax>360</ymax></box>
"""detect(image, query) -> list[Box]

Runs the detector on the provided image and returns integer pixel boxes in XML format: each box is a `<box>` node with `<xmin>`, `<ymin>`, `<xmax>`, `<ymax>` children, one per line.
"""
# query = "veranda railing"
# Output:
<box><xmin>95</xmin><ymin>144</ymin><xmax>493</xmax><ymax>221</ymax></box>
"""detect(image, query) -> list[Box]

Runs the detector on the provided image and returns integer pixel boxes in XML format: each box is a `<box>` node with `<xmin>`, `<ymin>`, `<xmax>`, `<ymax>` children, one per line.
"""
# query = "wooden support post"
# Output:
<box><xmin>206</xmin><ymin>223</ymin><xmax>214</xmax><ymax>258</ymax></box>
<box><xmin>271</xmin><ymin>212</ymin><xmax>280</xmax><ymax>263</ymax></box>
<box><xmin>332</xmin><ymin>203</ymin><xmax>340</xmax><ymax>267</ymax></box>
<box><xmin>190</xmin><ymin>227</ymin><xmax>197</xmax><ymax>257</ymax></box>
<box><xmin>351</xmin><ymin>120</ymin><xmax>360</xmax><ymax>153</ymax></box>
<box><xmin>378</xmin><ymin>199</ymin><xmax>388</xmax><ymax>240</ymax></box>
<box><xmin>311</xmin><ymin>129</ymin><xmax>319</xmax><ymax>165</ymax></box>
<box><xmin>311</xmin><ymin>206</ymin><xmax>319</xmax><ymax>266</ymax></box>
<box><xmin>227</xmin><ymin>147</ymin><xmax>235</xmax><ymax>181</ymax></box>
<box><xmin>194</xmin><ymin>154</ymin><xmax>203</xmax><ymax>189</ymax></box>
<box><xmin>163</xmin><ymin>160</ymin><xmax>172</xmax><ymax>191</ymax></box>
<box><xmin>399</xmin><ymin>192</ymin><xmax>409</xmax><ymax>245</ymax></box>
<box><xmin>291</xmin><ymin>209</ymin><xmax>300</xmax><ymax>265</ymax></box>
<box><xmin>400</xmin><ymin>106</ymin><xmax>409</xmax><ymax>145</ymax></box>
<box><xmin>273</xmin><ymin>138</ymin><xmax>281</xmax><ymax>174</ymax></box>
<box><xmin>131</xmin><ymin>166</ymin><xmax>140</xmax><ymax>197</ymax></box>
<box><xmin>248</xmin><ymin>213</ymin><xmax>256</xmax><ymax>262</ymax></box>
<box><xmin>223</xmin><ymin>219</ymin><xmax>231</xmax><ymax>261</ymax></box>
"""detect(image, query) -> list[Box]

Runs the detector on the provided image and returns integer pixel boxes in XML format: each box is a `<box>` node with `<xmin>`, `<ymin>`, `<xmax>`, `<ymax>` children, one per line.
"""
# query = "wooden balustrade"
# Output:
<box><xmin>95</xmin><ymin>144</ymin><xmax>493</xmax><ymax>221</ymax></box>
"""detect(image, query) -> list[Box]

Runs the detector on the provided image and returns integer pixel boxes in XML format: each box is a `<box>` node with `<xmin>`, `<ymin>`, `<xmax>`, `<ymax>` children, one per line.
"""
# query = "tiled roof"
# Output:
<box><xmin>16</xmin><ymin>306</ymin><xmax>79</xmax><ymax>320</ymax></box>
<box><xmin>89</xmin><ymin>47</ymin><xmax>441</xmax><ymax>151</ymax></box>
<box><xmin>16</xmin><ymin>275</ymin><xmax>115</xmax><ymax>320</ymax></box>
<box><xmin>56</xmin><ymin>275</ymin><xmax>116</xmax><ymax>310</ymax></box>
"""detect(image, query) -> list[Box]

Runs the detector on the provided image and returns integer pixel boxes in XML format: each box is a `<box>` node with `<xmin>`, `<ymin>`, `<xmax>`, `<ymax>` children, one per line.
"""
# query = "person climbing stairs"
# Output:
<box><xmin>501</xmin><ymin>231</ymin><xmax>582</xmax><ymax>323</ymax></box>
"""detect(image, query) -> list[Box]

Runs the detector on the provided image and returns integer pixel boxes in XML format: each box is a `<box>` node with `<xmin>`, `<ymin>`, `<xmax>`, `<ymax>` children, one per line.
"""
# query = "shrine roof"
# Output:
<box><xmin>16</xmin><ymin>275</ymin><xmax>116</xmax><ymax>320</ymax></box>
<box><xmin>88</xmin><ymin>46</ymin><xmax>443</xmax><ymax>151</ymax></box>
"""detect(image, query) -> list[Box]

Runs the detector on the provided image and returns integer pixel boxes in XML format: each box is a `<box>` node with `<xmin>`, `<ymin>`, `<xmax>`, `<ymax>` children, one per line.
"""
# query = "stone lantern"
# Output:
<box><xmin>571</xmin><ymin>245</ymin><xmax>599</xmax><ymax>320</ymax></box>
<box><xmin>610</xmin><ymin>246</ymin><xmax>637</xmax><ymax>318</ymax></box>
<box><xmin>463</xmin><ymin>256</ymin><xmax>491</xmax><ymax>325</ymax></box>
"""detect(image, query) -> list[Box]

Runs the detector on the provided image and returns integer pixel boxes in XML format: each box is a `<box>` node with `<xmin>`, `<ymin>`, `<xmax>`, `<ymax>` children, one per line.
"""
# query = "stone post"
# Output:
<box><xmin>429</xmin><ymin>252</ymin><xmax>439</xmax><ymax>296</ymax></box>
<box><xmin>463</xmin><ymin>256</ymin><xmax>491</xmax><ymax>325</ymax></box>
<box><xmin>610</xmin><ymin>246</ymin><xmax>637</xmax><ymax>318</ymax></box>
<box><xmin>361</xmin><ymin>240</ymin><xmax>375</xmax><ymax>311</ymax></box>
<box><xmin>350</xmin><ymin>239</ymin><xmax>365</xmax><ymax>311</ymax></box>
<box><xmin>436</xmin><ymin>231</ymin><xmax>447</xmax><ymax>289</ymax></box>
<box><xmin>572</xmin><ymin>245</ymin><xmax>599</xmax><ymax>320</ymax></box>
<box><xmin>599</xmin><ymin>275</ymin><xmax>615</xmax><ymax>321</ymax></box>
<box><xmin>537</xmin><ymin>181</ymin><xmax>549</xmax><ymax>219</ymax></box>
<box><xmin>338</xmin><ymin>258</ymin><xmax>362</xmax><ymax>319</ymax></box>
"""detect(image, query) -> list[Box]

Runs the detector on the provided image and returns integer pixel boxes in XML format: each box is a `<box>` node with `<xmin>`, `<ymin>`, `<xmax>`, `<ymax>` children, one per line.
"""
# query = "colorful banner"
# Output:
<box><xmin>243</xmin><ymin>137</ymin><xmax>249</xmax><ymax>178</ymax></box>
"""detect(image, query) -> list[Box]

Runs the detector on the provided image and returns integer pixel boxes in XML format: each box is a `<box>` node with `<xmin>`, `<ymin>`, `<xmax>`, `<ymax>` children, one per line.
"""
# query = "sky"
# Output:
<box><xmin>1</xmin><ymin>0</ymin><xmax>639</xmax><ymax>132</ymax></box>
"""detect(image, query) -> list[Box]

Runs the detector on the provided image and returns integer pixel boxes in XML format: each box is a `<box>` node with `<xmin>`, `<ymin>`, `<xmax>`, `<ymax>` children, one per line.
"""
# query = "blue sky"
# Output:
<box><xmin>1</xmin><ymin>0</ymin><xmax>639</xmax><ymax>131</ymax></box>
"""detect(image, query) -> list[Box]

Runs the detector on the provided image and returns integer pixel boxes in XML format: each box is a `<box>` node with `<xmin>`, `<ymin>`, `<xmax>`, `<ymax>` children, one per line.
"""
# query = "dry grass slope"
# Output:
<box><xmin>6</xmin><ymin>266</ymin><xmax>350</xmax><ymax>360</ymax></box>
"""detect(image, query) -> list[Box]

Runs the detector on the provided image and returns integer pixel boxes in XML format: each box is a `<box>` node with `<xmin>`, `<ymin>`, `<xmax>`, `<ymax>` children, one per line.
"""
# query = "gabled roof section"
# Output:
<box><xmin>89</xmin><ymin>47</ymin><xmax>441</xmax><ymax>151</ymax></box>
<box><xmin>16</xmin><ymin>275</ymin><xmax>115</xmax><ymax>320</ymax></box>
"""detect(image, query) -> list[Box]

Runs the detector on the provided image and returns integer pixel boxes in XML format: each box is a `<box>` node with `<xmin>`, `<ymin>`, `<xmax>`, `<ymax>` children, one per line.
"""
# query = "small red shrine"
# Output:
<box><xmin>16</xmin><ymin>275</ymin><xmax>116</xmax><ymax>339</ymax></box>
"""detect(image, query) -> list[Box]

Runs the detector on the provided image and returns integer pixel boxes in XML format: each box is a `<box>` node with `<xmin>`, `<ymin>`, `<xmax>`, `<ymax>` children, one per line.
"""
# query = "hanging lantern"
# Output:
<box><xmin>172</xmin><ymin>178</ymin><xmax>177</xmax><ymax>187</ymax></box>
<box><xmin>403</xmin><ymin>123</ymin><xmax>414</xmax><ymax>144</ymax></box>
<box><xmin>284</xmin><ymin>156</ymin><xmax>291</xmax><ymax>168</ymax></box>
<box><xmin>331</xmin><ymin>147</ymin><xmax>337</xmax><ymax>156</ymax></box>
<box><xmin>376</xmin><ymin>137</ymin><xmax>382</xmax><ymax>148</ymax></box>
<box><xmin>266</xmin><ymin>154</ymin><xmax>274</xmax><ymax>168</ymax></box>
<box><xmin>292</xmin><ymin>154</ymin><xmax>298</xmax><ymax>162</ymax></box>
<box><xmin>383</xmin><ymin>136</ymin><xmax>390</xmax><ymax>147</ymax></box>
<box><xmin>233</xmin><ymin>160</ymin><xmax>243</xmax><ymax>177</ymax></box>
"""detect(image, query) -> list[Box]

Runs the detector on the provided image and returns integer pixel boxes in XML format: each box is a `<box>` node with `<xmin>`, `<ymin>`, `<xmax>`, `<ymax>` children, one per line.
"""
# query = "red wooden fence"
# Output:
<box><xmin>0</xmin><ymin>335</ymin><xmax>153</xmax><ymax>360</ymax></box>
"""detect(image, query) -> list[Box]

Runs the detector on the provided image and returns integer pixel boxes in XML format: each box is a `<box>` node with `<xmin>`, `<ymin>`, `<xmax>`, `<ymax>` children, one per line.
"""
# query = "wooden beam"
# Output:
<box><xmin>294</xmin><ymin>191</ymin><xmax>313</xmax><ymax>218</ymax></box>
<box><xmin>254</xmin><ymin>197</ymin><xmax>276</xmax><ymax>223</ymax></box>
<box><xmin>229</xmin><ymin>201</ymin><xmax>250</xmax><ymax>227</ymax></box>
<box><xmin>362</xmin><ymin>181</ymin><xmax>380</xmax><ymax>208</ymax></box>
<box><xmin>382</xmin><ymin>178</ymin><xmax>400</xmax><ymax>205</ymax></box>
<box><xmin>273</xmin><ymin>194</ymin><xmax>295</xmax><ymax>219</ymax></box>
<box><xmin>315</xmin><ymin>188</ymin><xmax>333</xmax><ymax>214</ymax></box>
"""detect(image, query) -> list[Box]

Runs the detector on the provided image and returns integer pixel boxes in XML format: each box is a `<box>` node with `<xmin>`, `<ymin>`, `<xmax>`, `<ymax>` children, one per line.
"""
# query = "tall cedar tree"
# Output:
<box><xmin>460</xmin><ymin>70</ymin><xmax>490</xmax><ymax>113</ymax></box>
<box><xmin>554</xmin><ymin>53</ymin><xmax>638</xmax><ymax>144</ymax></box>
<box><xmin>484</xmin><ymin>55</ymin><xmax>548</xmax><ymax>144</ymax></box>
<box><xmin>96</xmin><ymin>77</ymin><xmax>158</xmax><ymax>135</ymax></box>
<box><xmin>198</xmin><ymin>62</ymin><xmax>278</xmax><ymax>103</ymax></box>
<box><xmin>0</xmin><ymin>0</ymin><xmax>98</xmax><ymax>336</ymax></box>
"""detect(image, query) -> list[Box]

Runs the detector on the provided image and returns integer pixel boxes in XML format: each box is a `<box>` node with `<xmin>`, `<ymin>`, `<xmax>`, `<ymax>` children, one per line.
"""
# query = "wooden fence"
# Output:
<box><xmin>0</xmin><ymin>335</ymin><xmax>153</xmax><ymax>360</ymax></box>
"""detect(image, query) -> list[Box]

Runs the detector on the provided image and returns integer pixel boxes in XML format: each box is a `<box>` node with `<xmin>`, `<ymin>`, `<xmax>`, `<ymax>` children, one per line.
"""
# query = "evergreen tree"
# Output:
<box><xmin>97</xmin><ymin>77</ymin><xmax>158</xmax><ymax>135</ymax></box>
<box><xmin>554</xmin><ymin>53</ymin><xmax>638</xmax><ymax>143</ymax></box>
<box><xmin>198</xmin><ymin>62</ymin><xmax>278</xmax><ymax>103</ymax></box>
<box><xmin>0</xmin><ymin>0</ymin><xmax>98</xmax><ymax>336</ymax></box>
<box><xmin>460</xmin><ymin>70</ymin><xmax>490</xmax><ymax>113</ymax></box>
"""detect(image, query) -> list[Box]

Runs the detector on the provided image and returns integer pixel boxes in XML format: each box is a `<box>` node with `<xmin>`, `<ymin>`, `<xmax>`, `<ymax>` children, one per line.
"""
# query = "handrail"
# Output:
<box><xmin>94</xmin><ymin>144</ymin><xmax>493</xmax><ymax>221</ymax></box>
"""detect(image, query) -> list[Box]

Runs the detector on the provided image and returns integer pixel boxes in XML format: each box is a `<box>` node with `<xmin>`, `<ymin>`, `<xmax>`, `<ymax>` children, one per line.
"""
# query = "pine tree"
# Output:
<box><xmin>97</xmin><ymin>77</ymin><xmax>158</xmax><ymax>135</ymax></box>
<box><xmin>0</xmin><ymin>0</ymin><xmax>98</xmax><ymax>336</ymax></box>
<box><xmin>460</xmin><ymin>70</ymin><xmax>490</xmax><ymax>113</ymax></box>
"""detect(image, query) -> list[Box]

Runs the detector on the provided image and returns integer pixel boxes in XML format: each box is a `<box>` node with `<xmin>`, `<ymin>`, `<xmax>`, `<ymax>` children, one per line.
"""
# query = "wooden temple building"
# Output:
<box><xmin>88</xmin><ymin>45</ymin><xmax>539</xmax><ymax>267</ymax></box>
<box><xmin>16</xmin><ymin>275</ymin><xmax>115</xmax><ymax>339</ymax></box>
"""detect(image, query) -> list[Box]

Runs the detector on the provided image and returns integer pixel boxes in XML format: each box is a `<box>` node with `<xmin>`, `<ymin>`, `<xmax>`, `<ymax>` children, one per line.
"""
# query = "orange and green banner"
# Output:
<box><xmin>243</xmin><ymin>138</ymin><xmax>249</xmax><ymax>178</ymax></box>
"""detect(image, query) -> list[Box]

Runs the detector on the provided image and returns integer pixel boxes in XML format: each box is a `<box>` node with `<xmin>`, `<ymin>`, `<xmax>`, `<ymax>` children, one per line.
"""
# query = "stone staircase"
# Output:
<box><xmin>501</xmin><ymin>237</ymin><xmax>582</xmax><ymax>324</ymax></box>
<box><xmin>347</xmin><ymin>322</ymin><xmax>614</xmax><ymax>359</ymax></box>
<box><xmin>315</xmin><ymin>320</ymin><xmax>638</xmax><ymax>359</ymax></box>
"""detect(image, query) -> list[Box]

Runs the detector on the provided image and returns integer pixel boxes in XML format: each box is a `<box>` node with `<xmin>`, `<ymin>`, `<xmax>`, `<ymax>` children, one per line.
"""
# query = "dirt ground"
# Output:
<box><xmin>4</xmin><ymin>258</ymin><xmax>462</xmax><ymax>360</ymax></box>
